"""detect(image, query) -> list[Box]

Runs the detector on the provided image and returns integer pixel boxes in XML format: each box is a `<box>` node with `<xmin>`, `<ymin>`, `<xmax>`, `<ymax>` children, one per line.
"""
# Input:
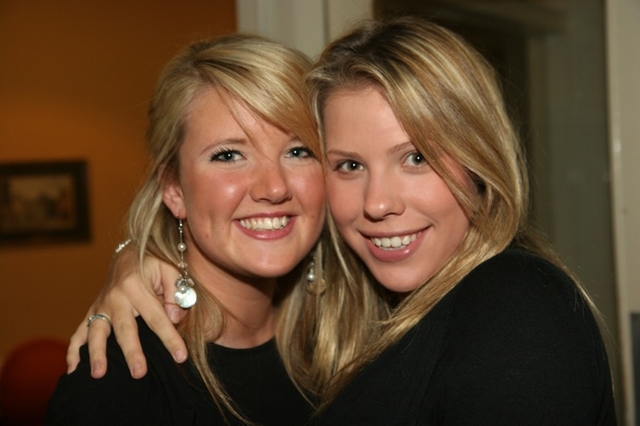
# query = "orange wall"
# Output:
<box><xmin>0</xmin><ymin>1</ymin><xmax>235</xmax><ymax>362</ymax></box>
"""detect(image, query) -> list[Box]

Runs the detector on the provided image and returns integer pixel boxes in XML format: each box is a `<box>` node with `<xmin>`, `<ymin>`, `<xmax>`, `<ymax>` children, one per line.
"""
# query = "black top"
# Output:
<box><xmin>315</xmin><ymin>249</ymin><xmax>617</xmax><ymax>425</ymax></box>
<box><xmin>46</xmin><ymin>318</ymin><xmax>312</xmax><ymax>425</ymax></box>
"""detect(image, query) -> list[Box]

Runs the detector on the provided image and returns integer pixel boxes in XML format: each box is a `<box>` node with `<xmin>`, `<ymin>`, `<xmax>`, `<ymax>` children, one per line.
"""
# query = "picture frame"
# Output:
<box><xmin>0</xmin><ymin>160</ymin><xmax>90</xmax><ymax>244</ymax></box>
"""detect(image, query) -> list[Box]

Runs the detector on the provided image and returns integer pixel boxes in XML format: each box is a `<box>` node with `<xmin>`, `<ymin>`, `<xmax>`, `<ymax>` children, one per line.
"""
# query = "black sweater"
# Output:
<box><xmin>46</xmin><ymin>318</ymin><xmax>312</xmax><ymax>425</ymax></box>
<box><xmin>316</xmin><ymin>249</ymin><xmax>616</xmax><ymax>425</ymax></box>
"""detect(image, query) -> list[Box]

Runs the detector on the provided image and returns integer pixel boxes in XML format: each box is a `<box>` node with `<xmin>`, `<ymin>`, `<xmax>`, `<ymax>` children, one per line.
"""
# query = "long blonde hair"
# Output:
<box><xmin>125</xmin><ymin>33</ymin><xmax>319</xmax><ymax>423</ymax></box>
<box><xmin>305</xmin><ymin>17</ymin><xmax>586</xmax><ymax>404</ymax></box>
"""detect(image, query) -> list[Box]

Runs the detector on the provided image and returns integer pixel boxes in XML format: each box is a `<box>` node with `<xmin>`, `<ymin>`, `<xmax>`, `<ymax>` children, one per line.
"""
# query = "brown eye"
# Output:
<box><xmin>210</xmin><ymin>149</ymin><xmax>242</xmax><ymax>162</ymax></box>
<box><xmin>336</xmin><ymin>160</ymin><xmax>363</xmax><ymax>172</ymax></box>
<box><xmin>406</xmin><ymin>152</ymin><xmax>427</xmax><ymax>166</ymax></box>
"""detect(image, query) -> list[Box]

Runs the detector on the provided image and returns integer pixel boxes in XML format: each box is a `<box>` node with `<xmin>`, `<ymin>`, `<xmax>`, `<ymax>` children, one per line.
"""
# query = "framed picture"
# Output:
<box><xmin>0</xmin><ymin>160</ymin><xmax>90</xmax><ymax>244</ymax></box>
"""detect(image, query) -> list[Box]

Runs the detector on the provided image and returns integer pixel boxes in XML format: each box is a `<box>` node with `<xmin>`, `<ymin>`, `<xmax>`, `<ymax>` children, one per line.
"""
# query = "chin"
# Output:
<box><xmin>370</xmin><ymin>270</ymin><xmax>429</xmax><ymax>294</ymax></box>
<box><xmin>248</xmin><ymin>264</ymin><xmax>299</xmax><ymax>279</ymax></box>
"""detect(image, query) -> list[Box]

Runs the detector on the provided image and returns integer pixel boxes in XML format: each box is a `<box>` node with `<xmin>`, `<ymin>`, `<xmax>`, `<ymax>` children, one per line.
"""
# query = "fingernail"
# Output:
<box><xmin>174</xmin><ymin>350</ymin><xmax>186</xmax><ymax>363</ymax></box>
<box><xmin>131</xmin><ymin>363</ymin><xmax>142</xmax><ymax>377</ymax></box>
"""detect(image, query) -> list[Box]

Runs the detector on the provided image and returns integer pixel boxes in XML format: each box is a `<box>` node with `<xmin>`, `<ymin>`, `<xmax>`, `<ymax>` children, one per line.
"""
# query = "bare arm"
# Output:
<box><xmin>66</xmin><ymin>246</ymin><xmax>188</xmax><ymax>379</ymax></box>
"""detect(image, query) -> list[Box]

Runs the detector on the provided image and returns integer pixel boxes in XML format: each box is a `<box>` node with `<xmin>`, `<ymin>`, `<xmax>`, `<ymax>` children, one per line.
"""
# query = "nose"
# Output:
<box><xmin>363</xmin><ymin>172</ymin><xmax>404</xmax><ymax>221</ymax></box>
<box><xmin>249</xmin><ymin>162</ymin><xmax>292</xmax><ymax>204</ymax></box>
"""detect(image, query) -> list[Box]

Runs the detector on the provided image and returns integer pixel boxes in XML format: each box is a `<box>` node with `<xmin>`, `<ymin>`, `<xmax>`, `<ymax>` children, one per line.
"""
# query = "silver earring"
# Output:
<box><xmin>174</xmin><ymin>218</ymin><xmax>197</xmax><ymax>308</ymax></box>
<box><xmin>306</xmin><ymin>257</ymin><xmax>326</xmax><ymax>295</ymax></box>
<box><xmin>306</xmin><ymin>259</ymin><xmax>317</xmax><ymax>283</ymax></box>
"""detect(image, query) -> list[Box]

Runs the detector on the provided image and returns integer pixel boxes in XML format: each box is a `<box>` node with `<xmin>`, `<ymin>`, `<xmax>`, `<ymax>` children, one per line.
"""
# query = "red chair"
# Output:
<box><xmin>0</xmin><ymin>337</ymin><xmax>68</xmax><ymax>425</ymax></box>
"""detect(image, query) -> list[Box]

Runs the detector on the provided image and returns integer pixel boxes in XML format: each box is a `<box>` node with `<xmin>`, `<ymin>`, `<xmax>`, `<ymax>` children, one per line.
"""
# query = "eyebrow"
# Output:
<box><xmin>326</xmin><ymin>140</ymin><xmax>414</xmax><ymax>158</ymax></box>
<box><xmin>325</xmin><ymin>148</ymin><xmax>359</xmax><ymax>157</ymax></box>
<box><xmin>387</xmin><ymin>141</ymin><xmax>415</xmax><ymax>156</ymax></box>
<box><xmin>198</xmin><ymin>138</ymin><xmax>247</xmax><ymax>156</ymax></box>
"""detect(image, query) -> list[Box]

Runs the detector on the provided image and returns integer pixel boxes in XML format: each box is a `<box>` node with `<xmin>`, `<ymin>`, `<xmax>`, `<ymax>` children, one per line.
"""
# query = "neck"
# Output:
<box><xmin>212</xmin><ymin>279</ymin><xmax>278</xmax><ymax>349</ymax></box>
<box><xmin>191</xmin><ymin>260</ymin><xmax>279</xmax><ymax>349</ymax></box>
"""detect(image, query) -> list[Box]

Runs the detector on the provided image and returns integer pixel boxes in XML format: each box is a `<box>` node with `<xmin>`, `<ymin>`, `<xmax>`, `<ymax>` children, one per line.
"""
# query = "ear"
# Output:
<box><xmin>162</xmin><ymin>170</ymin><xmax>186</xmax><ymax>219</ymax></box>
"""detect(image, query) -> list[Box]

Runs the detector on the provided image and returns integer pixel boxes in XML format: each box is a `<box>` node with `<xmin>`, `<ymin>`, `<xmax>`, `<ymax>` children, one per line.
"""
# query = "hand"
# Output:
<box><xmin>66</xmin><ymin>245</ymin><xmax>188</xmax><ymax>379</ymax></box>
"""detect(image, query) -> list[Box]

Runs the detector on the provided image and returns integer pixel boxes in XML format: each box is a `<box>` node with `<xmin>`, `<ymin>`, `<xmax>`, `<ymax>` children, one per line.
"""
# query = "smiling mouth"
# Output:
<box><xmin>240</xmin><ymin>216</ymin><xmax>290</xmax><ymax>231</ymax></box>
<box><xmin>371</xmin><ymin>232</ymin><xmax>418</xmax><ymax>250</ymax></box>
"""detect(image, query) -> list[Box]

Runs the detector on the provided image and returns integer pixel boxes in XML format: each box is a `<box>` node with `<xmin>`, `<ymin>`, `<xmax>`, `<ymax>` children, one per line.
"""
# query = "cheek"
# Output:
<box><xmin>302</xmin><ymin>167</ymin><xmax>325</xmax><ymax>193</ymax></box>
<box><xmin>325</xmin><ymin>176</ymin><xmax>338</xmax><ymax>203</ymax></box>
<box><xmin>326</xmin><ymin>176</ymin><xmax>358</xmax><ymax>230</ymax></box>
<box><xmin>183</xmin><ymin>173</ymin><xmax>243</xmax><ymax>218</ymax></box>
<box><xmin>429</xmin><ymin>185</ymin><xmax>470</xmax><ymax>239</ymax></box>
<box><xmin>292</xmin><ymin>167</ymin><xmax>326</xmax><ymax>207</ymax></box>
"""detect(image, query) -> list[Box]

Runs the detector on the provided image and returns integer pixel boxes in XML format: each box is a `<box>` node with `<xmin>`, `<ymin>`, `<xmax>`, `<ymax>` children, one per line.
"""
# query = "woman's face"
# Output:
<box><xmin>163</xmin><ymin>88</ymin><xmax>325</xmax><ymax>284</ymax></box>
<box><xmin>324</xmin><ymin>86</ymin><xmax>470</xmax><ymax>294</ymax></box>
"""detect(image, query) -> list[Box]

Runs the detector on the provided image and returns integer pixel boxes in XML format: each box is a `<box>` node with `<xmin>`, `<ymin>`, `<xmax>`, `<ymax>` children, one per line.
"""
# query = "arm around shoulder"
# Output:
<box><xmin>47</xmin><ymin>330</ymin><xmax>165</xmax><ymax>425</ymax></box>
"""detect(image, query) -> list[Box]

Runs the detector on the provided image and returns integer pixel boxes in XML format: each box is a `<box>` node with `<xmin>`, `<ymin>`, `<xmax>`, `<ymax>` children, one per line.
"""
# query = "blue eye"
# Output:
<box><xmin>286</xmin><ymin>146</ymin><xmax>314</xmax><ymax>159</ymax></box>
<box><xmin>210</xmin><ymin>149</ymin><xmax>242</xmax><ymax>162</ymax></box>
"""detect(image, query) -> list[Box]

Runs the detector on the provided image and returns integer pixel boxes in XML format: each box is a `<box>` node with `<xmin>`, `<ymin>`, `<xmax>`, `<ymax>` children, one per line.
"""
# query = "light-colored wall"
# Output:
<box><xmin>236</xmin><ymin>0</ymin><xmax>373</xmax><ymax>59</ymax></box>
<box><xmin>0</xmin><ymin>1</ymin><xmax>235</xmax><ymax>362</ymax></box>
<box><xmin>607</xmin><ymin>0</ymin><xmax>640</xmax><ymax>424</ymax></box>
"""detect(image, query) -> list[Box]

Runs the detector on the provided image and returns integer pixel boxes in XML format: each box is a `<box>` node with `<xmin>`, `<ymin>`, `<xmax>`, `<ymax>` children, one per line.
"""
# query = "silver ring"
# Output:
<box><xmin>87</xmin><ymin>313</ymin><xmax>112</xmax><ymax>327</ymax></box>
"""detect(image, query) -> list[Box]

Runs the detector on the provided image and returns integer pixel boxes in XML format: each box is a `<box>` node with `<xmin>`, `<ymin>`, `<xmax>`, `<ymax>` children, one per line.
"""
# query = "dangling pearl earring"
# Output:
<box><xmin>174</xmin><ymin>218</ymin><xmax>197</xmax><ymax>308</ymax></box>
<box><xmin>306</xmin><ymin>257</ymin><xmax>326</xmax><ymax>295</ymax></box>
<box><xmin>306</xmin><ymin>259</ymin><xmax>317</xmax><ymax>283</ymax></box>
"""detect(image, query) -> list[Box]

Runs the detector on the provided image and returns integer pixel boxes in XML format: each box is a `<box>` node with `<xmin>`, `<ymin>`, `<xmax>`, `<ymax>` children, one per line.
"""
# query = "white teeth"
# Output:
<box><xmin>372</xmin><ymin>233</ymin><xmax>418</xmax><ymax>249</ymax></box>
<box><xmin>240</xmin><ymin>216</ymin><xmax>289</xmax><ymax>231</ymax></box>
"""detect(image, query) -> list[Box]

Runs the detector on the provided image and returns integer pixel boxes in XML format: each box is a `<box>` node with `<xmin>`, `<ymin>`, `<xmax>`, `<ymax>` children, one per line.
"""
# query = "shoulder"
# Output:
<box><xmin>424</xmin><ymin>249</ymin><xmax>614</xmax><ymax>423</ymax></box>
<box><xmin>46</xmin><ymin>318</ymin><xmax>175</xmax><ymax>425</ymax></box>
<box><xmin>444</xmin><ymin>248</ymin><xmax>598</xmax><ymax>349</ymax></box>
<box><xmin>452</xmin><ymin>248</ymin><xmax>583</xmax><ymax>315</ymax></box>
<box><xmin>464</xmin><ymin>248</ymin><xmax>572</xmax><ymax>289</ymax></box>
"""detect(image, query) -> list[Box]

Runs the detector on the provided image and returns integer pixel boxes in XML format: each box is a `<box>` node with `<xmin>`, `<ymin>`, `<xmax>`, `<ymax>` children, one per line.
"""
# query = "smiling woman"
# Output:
<box><xmin>45</xmin><ymin>34</ymin><xmax>325</xmax><ymax>425</ymax></box>
<box><xmin>306</xmin><ymin>16</ymin><xmax>616</xmax><ymax>424</ymax></box>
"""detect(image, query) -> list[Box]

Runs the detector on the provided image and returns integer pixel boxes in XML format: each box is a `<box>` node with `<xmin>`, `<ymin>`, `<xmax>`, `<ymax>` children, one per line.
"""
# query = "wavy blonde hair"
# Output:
<box><xmin>125</xmin><ymin>33</ymin><xmax>320</xmax><ymax>424</ymax></box>
<box><xmin>304</xmin><ymin>17</ymin><xmax>589</xmax><ymax>405</ymax></box>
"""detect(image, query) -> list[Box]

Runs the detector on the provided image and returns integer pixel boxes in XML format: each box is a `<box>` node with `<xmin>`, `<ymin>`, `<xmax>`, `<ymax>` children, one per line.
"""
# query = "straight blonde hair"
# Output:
<box><xmin>126</xmin><ymin>33</ymin><xmax>319</xmax><ymax>424</ymax></box>
<box><xmin>304</xmin><ymin>17</ymin><xmax>596</xmax><ymax>405</ymax></box>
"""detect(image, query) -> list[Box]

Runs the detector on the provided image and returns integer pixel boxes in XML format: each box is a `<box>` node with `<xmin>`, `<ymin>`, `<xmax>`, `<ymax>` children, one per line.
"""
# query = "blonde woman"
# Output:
<box><xmin>67</xmin><ymin>18</ymin><xmax>616</xmax><ymax>425</ymax></box>
<box><xmin>47</xmin><ymin>34</ymin><xmax>325</xmax><ymax>425</ymax></box>
<box><xmin>306</xmin><ymin>17</ymin><xmax>615</xmax><ymax>424</ymax></box>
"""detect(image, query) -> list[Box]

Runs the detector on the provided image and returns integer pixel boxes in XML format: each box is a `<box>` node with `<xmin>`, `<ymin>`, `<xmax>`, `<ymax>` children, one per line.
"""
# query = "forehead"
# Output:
<box><xmin>187</xmin><ymin>87</ymin><xmax>285</xmax><ymax>137</ymax></box>
<box><xmin>324</xmin><ymin>86</ymin><xmax>406</xmax><ymax>148</ymax></box>
<box><xmin>188</xmin><ymin>87</ymin><xmax>254</xmax><ymax>125</ymax></box>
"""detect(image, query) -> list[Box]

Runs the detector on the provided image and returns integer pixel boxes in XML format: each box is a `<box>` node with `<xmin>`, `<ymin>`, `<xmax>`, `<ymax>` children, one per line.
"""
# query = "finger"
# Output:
<box><xmin>109</xmin><ymin>301</ymin><xmax>147</xmax><ymax>379</ymax></box>
<box><xmin>66</xmin><ymin>308</ymin><xmax>93</xmax><ymax>373</ymax></box>
<box><xmin>97</xmin><ymin>246</ymin><xmax>150</xmax><ymax>378</ymax></box>
<box><xmin>86</xmin><ymin>317</ymin><xmax>112</xmax><ymax>379</ymax></box>
<box><xmin>141</xmin><ymin>256</ymin><xmax>188</xmax><ymax>363</ymax></box>
<box><xmin>137</xmin><ymin>264</ymin><xmax>188</xmax><ymax>363</ymax></box>
<box><xmin>165</xmin><ymin>304</ymin><xmax>188</xmax><ymax>325</ymax></box>
<box><xmin>143</xmin><ymin>301</ymin><xmax>188</xmax><ymax>363</ymax></box>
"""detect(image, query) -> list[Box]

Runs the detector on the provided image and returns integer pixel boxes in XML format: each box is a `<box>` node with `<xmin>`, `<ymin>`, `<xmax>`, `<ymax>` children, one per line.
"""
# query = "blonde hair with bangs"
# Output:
<box><xmin>305</xmin><ymin>17</ymin><xmax>590</xmax><ymax>405</ymax></box>
<box><xmin>125</xmin><ymin>33</ymin><xmax>318</xmax><ymax>424</ymax></box>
